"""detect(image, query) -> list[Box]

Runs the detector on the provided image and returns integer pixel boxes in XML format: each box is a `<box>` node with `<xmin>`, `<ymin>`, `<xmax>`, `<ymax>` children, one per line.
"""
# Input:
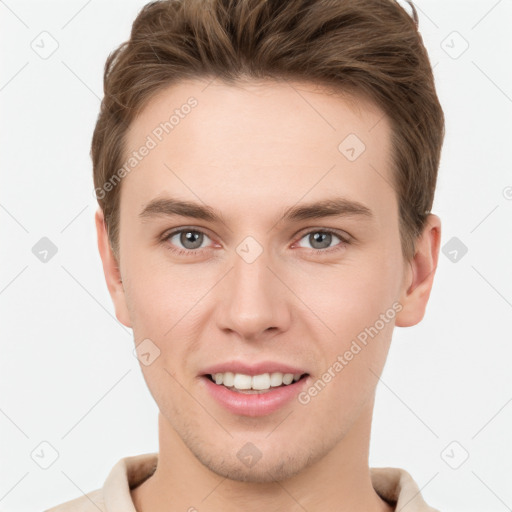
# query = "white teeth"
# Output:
<box><xmin>211</xmin><ymin>371</ymin><xmax>304</xmax><ymax>391</ymax></box>
<box><xmin>269</xmin><ymin>372</ymin><xmax>283</xmax><ymax>387</ymax></box>
<box><xmin>252</xmin><ymin>373</ymin><xmax>271</xmax><ymax>390</ymax></box>
<box><xmin>282</xmin><ymin>373</ymin><xmax>294</xmax><ymax>385</ymax></box>
<box><xmin>233</xmin><ymin>373</ymin><xmax>252</xmax><ymax>390</ymax></box>
<box><xmin>222</xmin><ymin>372</ymin><xmax>234</xmax><ymax>387</ymax></box>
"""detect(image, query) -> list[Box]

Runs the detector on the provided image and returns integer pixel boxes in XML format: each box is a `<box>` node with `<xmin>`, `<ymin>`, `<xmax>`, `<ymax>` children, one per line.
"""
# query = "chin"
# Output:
<box><xmin>202</xmin><ymin>455</ymin><xmax>306</xmax><ymax>484</ymax></box>
<box><xmin>189</xmin><ymin>438</ymin><xmax>323</xmax><ymax>484</ymax></box>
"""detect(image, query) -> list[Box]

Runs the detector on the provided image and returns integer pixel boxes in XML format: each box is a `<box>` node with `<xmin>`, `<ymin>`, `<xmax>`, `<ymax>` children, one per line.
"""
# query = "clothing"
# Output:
<box><xmin>45</xmin><ymin>452</ymin><xmax>440</xmax><ymax>511</ymax></box>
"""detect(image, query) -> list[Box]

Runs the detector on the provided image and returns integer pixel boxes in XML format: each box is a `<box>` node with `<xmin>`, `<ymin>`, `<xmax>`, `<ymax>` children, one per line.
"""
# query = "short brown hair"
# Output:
<box><xmin>92</xmin><ymin>0</ymin><xmax>445</xmax><ymax>264</ymax></box>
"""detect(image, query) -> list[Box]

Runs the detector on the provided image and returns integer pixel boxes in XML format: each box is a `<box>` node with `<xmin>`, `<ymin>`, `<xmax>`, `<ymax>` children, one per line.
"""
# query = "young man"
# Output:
<box><xmin>47</xmin><ymin>0</ymin><xmax>444</xmax><ymax>510</ymax></box>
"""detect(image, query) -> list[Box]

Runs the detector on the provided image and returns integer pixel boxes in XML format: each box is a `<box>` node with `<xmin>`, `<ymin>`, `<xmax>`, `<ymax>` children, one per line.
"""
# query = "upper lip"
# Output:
<box><xmin>200</xmin><ymin>360</ymin><xmax>309</xmax><ymax>377</ymax></box>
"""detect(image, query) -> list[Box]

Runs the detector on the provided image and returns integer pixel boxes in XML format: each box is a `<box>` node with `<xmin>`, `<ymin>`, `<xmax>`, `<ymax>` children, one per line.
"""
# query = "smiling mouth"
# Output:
<box><xmin>204</xmin><ymin>373</ymin><xmax>309</xmax><ymax>394</ymax></box>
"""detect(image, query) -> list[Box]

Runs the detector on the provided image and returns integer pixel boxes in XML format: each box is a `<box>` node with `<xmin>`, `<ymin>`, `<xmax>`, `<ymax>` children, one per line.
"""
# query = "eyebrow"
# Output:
<box><xmin>139</xmin><ymin>196</ymin><xmax>375</xmax><ymax>224</ymax></box>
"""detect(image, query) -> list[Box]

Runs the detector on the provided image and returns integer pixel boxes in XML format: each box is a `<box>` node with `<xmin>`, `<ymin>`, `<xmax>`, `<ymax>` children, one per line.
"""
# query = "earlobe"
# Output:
<box><xmin>94</xmin><ymin>207</ymin><xmax>132</xmax><ymax>328</ymax></box>
<box><xmin>395</xmin><ymin>214</ymin><xmax>441</xmax><ymax>328</ymax></box>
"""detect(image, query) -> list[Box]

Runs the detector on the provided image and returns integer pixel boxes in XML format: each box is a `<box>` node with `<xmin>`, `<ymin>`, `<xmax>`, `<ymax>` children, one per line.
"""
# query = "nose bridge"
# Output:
<box><xmin>216</xmin><ymin>237</ymin><xmax>289</xmax><ymax>338</ymax></box>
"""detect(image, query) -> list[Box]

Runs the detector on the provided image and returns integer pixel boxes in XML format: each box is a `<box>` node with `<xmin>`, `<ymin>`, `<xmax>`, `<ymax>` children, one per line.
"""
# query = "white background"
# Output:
<box><xmin>1</xmin><ymin>1</ymin><xmax>511</xmax><ymax>511</ymax></box>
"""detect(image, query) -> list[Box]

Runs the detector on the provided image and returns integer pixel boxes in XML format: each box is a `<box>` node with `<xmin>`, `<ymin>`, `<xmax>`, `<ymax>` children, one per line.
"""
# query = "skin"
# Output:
<box><xmin>95</xmin><ymin>78</ymin><xmax>441</xmax><ymax>512</ymax></box>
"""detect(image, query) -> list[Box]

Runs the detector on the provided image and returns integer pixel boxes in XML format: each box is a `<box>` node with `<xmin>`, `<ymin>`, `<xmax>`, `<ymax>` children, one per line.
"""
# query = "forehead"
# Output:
<box><xmin>120</xmin><ymin>78</ymin><xmax>396</xmax><ymax>228</ymax></box>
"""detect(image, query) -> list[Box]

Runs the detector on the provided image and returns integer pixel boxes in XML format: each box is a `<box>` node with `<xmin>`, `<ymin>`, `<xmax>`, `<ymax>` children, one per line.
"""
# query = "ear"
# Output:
<box><xmin>95</xmin><ymin>207</ymin><xmax>132</xmax><ymax>328</ymax></box>
<box><xmin>395</xmin><ymin>213</ymin><xmax>441</xmax><ymax>327</ymax></box>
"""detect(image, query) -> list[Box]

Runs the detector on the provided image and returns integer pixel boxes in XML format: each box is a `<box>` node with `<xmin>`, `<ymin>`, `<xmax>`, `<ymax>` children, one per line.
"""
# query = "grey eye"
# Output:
<box><xmin>298</xmin><ymin>231</ymin><xmax>340</xmax><ymax>250</ymax></box>
<box><xmin>171</xmin><ymin>230</ymin><xmax>207</xmax><ymax>250</ymax></box>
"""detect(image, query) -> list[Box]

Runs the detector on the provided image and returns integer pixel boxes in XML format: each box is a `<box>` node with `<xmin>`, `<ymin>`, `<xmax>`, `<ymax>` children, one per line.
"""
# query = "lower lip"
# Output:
<box><xmin>200</xmin><ymin>375</ymin><xmax>310</xmax><ymax>417</ymax></box>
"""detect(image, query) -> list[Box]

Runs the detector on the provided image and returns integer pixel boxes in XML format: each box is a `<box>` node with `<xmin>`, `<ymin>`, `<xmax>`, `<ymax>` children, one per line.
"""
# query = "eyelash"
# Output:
<box><xmin>160</xmin><ymin>227</ymin><xmax>351</xmax><ymax>257</ymax></box>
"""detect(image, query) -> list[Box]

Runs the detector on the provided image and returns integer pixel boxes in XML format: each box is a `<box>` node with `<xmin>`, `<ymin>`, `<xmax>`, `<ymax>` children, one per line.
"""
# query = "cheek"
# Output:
<box><xmin>122</xmin><ymin>249</ymin><xmax>205</xmax><ymax>331</ymax></box>
<box><xmin>123</xmin><ymin>259</ymin><xmax>213</xmax><ymax>381</ymax></box>
<box><xmin>295</xmin><ymin>250</ymin><xmax>399</xmax><ymax>400</ymax></box>
<box><xmin>297</xmin><ymin>257</ymin><xmax>400</xmax><ymax>341</ymax></box>
<box><xmin>305</xmin><ymin>292</ymin><xmax>395</xmax><ymax>423</ymax></box>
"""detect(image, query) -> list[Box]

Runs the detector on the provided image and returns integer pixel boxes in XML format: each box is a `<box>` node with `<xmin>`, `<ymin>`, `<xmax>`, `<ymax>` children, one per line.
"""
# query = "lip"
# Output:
<box><xmin>199</xmin><ymin>360</ymin><xmax>308</xmax><ymax>377</ymax></box>
<box><xmin>199</xmin><ymin>374</ymin><xmax>310</xmax><ymax>417</ymax></box>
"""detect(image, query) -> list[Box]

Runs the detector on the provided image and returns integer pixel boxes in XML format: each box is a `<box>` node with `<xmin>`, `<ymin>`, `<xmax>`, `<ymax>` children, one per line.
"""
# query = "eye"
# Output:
<box><xmin>162</xmin><ymin>228</ymin><xmax>213</xmax><ymax>256</ymax></box>
<box><xmin>294</xmin><ymin>229</ymin><xmax>350</xmax><ymax>253</ymax></box>
<box><xmin>161</xmin><ymin>227</ymin><xmax>351</xmax><ymax>257</ymax></box>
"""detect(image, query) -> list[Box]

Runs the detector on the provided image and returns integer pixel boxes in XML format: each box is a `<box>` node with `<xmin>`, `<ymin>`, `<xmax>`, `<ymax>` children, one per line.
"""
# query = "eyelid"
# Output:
<box><xmin>294</xmin><ymin>226</ymin><xmax>352</xmax><ymax>243</ymax></box>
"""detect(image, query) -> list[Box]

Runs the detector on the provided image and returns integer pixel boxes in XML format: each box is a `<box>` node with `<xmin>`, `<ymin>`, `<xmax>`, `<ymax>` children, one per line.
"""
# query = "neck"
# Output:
<box><xmin>132</xmin><ymin>400</ymin><xmax>394</xmax><ymax>512</ymax></box>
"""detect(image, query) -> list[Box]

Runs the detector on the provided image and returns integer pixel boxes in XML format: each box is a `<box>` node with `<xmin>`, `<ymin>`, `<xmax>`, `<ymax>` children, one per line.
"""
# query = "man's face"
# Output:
<box><xmin>109</xmin><ymin>78</ymin><xmax>412</xmax><ymax>482</ymax></box>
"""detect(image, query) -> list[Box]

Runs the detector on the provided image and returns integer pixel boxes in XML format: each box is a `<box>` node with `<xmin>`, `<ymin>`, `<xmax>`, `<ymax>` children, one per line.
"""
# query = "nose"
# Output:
<box><xmin>214</xmin><ymin>244</ymin><xmax>291</xmax><ymax>341</ymax></box>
